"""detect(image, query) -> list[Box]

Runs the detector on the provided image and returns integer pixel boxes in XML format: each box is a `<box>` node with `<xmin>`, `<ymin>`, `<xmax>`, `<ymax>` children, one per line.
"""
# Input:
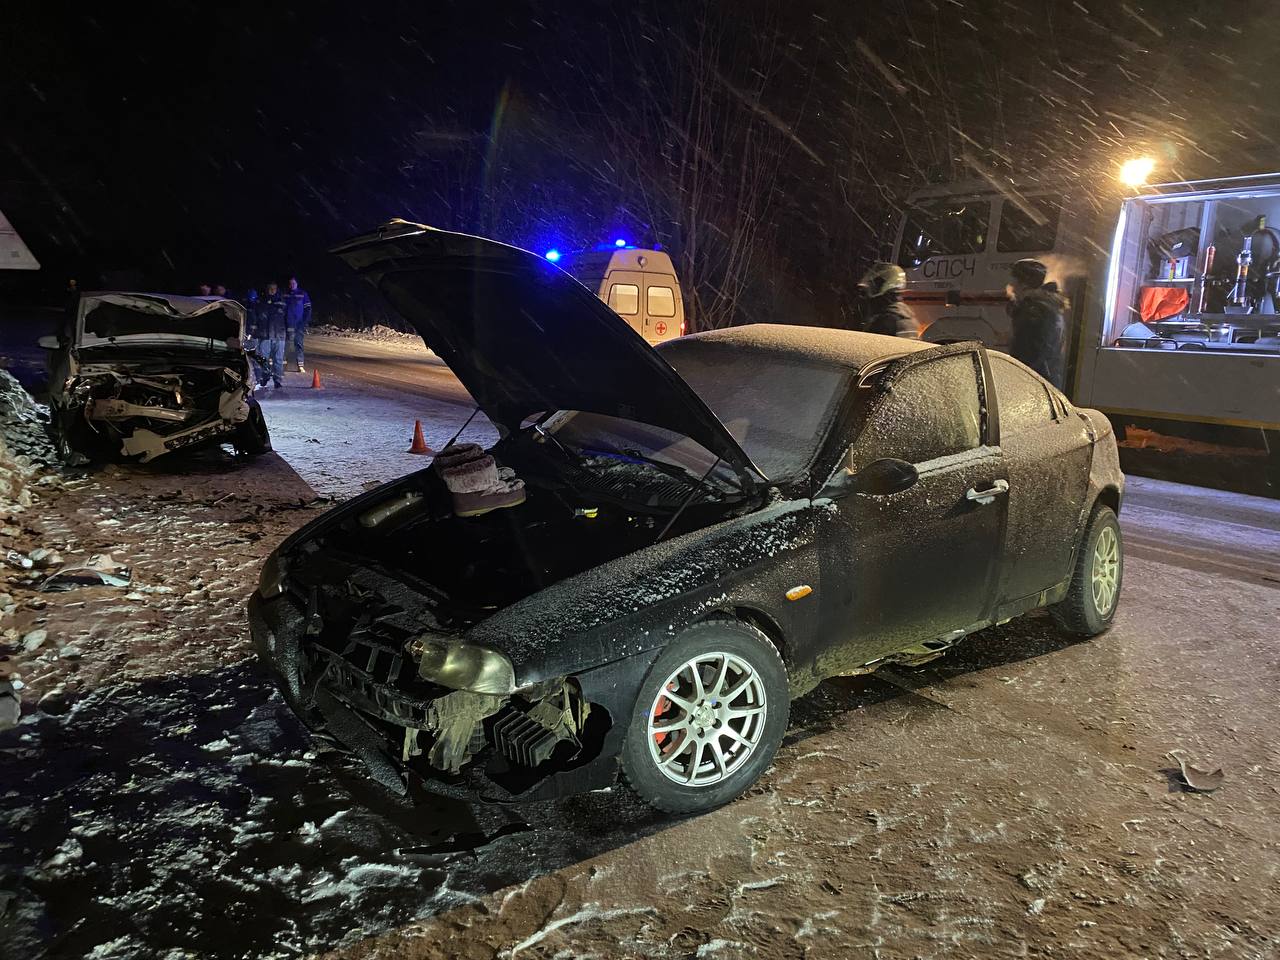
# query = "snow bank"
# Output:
<box><xmin>310</xmin><ymin>323</ymin><xmax>432</xmax><ymax>352</ymax></box>
<box><xmin>0</xmin><ymin>370</ymin><xmax>57</xmax><ymax>519</ymax></box>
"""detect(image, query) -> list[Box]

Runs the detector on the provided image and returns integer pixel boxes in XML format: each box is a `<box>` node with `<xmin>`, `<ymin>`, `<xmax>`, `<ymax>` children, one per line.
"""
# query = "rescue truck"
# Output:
<box><xmin>892</xmin><ymin>174</ymin><xmax>1280</xmax><ymax>455</ymax></box>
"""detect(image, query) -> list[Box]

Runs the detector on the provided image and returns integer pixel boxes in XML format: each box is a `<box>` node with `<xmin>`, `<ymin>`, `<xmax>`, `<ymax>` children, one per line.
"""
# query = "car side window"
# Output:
<box><xmin>991</xmin><ymin>355</ymin><xmax>1054</xmax><ymax>436</ymax></box>
<box><xmin>852</xmin><ymin>353</ymin><xmax>983</xmax><ymax>468</ymax></box>
<box><xmin>608</xmin><ymin>283</ymin><xmax>639</xmax><ymax>316</ymax></box>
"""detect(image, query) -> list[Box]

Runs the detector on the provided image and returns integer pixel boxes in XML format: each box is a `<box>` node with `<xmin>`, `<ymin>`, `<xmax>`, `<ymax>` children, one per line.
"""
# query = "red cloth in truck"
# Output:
<box><xmin>1139</xmin><ymin>286</ymin><xmax>1190</xmax><ymax>323</ymax></box>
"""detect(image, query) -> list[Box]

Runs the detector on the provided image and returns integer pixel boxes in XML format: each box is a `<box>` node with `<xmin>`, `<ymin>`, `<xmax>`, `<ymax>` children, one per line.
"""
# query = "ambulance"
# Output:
<box><xmin>553</xmin><ymin>244</ymin><xmax>685</xmax><ymax>345</ymax></box>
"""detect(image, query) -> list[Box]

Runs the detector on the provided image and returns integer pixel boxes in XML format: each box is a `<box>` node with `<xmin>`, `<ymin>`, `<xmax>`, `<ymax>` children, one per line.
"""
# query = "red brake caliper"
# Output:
<box><xmin>653</xmin><ymin>681</ymin><xmax>678</xmax><ymax>748</ymax></box>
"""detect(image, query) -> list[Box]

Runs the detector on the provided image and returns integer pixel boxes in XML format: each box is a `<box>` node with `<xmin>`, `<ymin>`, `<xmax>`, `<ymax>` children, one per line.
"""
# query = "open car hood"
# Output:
<box><xmin>332</xmin><ymin>222</ymin><xmax>764</xmax><ymax>479</ymax></box>
<box><xmin>76</xmin><ymin>292</ymin><xmax>245</xmax><ymax>351</ymax></box>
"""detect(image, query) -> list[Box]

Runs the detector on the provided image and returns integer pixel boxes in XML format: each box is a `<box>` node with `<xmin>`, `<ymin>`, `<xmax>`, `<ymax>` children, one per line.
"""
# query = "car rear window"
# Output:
<box><xmin>660</xmin><ymin>340</ymin><xmax>849</xmax><ymax>481</ymax></box>
<box><xmin>991</xmin><ymin>354</ymin><xmax>1053</xmax><ymax>435</ymax></box>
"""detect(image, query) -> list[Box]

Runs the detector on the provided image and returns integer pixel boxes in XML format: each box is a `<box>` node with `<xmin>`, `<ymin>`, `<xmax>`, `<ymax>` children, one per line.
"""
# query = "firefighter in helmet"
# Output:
<box><xmin>856</xmin><ymin>262</ymin><xmax>919</xmax><ymax>338</ymax></box>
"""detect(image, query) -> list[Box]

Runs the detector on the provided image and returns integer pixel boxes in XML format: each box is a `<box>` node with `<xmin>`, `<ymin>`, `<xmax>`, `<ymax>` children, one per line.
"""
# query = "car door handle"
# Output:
<box><xmin>966</xmin><ymin>479</ymin><xmax>1009</xmax><ymax>505</ymax></box>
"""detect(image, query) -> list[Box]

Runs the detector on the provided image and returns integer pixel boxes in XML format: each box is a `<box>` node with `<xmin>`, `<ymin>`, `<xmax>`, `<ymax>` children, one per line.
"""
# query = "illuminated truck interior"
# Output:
<box><xmin>1104</xmin><ymin>181</ymin><xmax>1280</xmax><ymax>356</ymax></box>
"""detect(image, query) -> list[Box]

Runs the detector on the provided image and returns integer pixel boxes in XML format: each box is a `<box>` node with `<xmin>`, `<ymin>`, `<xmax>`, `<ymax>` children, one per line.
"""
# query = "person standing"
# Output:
<box><xmin>213</xmin><ymin>283</ymin><xmax>228</xmax><ymax>298</ymax></box>
<box><xmin>854</xmin><ymin>262</ymin><xmax>919</xmax><ymax>338</ymax></box>
<box><xmin>1007</xmin><ymin>258</ymin><xmax>1069</xmax><ymax>389</ymax></box>
<box><xmin>241</xmin><ymin>287</ymin><xmax>268</xmax><ymax>388</ymax></box>
<box><xmin>197</xmin><ymin>282</ymin><xmax>212</xmax><ymax>297</ymax></box>
<box><xmin>259</xmin><ymin>281</ymin><xmax>289</xmax><ymax>390</ymax></box>
<box><xmin>284</xmin><ymin>276</ymin><xmax>312</xmax><ymax>373</ymax></box>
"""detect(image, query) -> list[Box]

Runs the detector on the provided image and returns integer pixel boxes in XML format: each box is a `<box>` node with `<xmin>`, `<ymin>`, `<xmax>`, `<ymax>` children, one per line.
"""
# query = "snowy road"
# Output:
<box><xmin>3</xmin><ymin>338</ymin><xmax>1279</xmax><ymax>959</ymax></box>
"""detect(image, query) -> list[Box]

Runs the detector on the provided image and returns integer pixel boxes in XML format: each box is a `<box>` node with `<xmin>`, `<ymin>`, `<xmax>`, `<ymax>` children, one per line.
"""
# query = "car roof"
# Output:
<box><xmin>659</xmin><ymin>323</ymin><xmax>934</xmax><ymax>372</ymax></box>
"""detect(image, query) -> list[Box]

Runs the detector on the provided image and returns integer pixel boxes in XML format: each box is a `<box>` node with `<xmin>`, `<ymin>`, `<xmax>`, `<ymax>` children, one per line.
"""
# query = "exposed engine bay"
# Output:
<box><xmin>302</xmin><ymin>442</ymin><xmax>749</xmax><ymax>629</ymax></box>
<box><xmin>45</xmin><ymin>291</ymin><xmax>271</xmax><ymax>464</ymax></box>
<box><xmin>65</xmin><ymin>360</ymin><xmax>253</xmax><ymax>462</ymax></box>
<box><xmin>269</xmin><ymin>444</ymin><xmax>755</xmax><ymax>793</ymax></box>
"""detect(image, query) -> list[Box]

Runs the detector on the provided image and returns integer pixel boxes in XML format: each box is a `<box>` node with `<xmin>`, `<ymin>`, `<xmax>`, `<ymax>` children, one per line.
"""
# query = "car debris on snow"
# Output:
<box><xmin>0</xmin><ymin>679</ymin><xmax>19</xmax><ymax>730</ymax></box>
<box><xmin>1167</xmin><ymin>751</ymin><xmax>1226</xmax><ymax>793</ymax></box>
<box><xmin>38</xmin><ymin>554</ymin><xmax>132</xmax><ymax>592</ymax></box>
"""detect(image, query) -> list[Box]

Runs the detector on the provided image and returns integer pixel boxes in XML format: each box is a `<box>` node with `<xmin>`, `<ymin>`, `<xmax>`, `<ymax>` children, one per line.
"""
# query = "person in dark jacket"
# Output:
<box><xmin>1007</xmin><ymin>258</ymin><xmax>1069</xmax><ymax>389</ymax></box>
<box><xmin>259</xmin><ymin>281</ymin><xmax>289</xmax><ymax>389</ymax></box>
<box><xmin>284</xmin><ymin>277</ymin><xmax>312</xmax><ymax>373</ymax></box>
<box><xmin>241</xmin><ymin>288</ymin><xmax>269</xmax><ymax>387</ymax></box>
<box><xmin>855</xmin><ymin>262</ymin><xmax>919</xmax><ymax>338</ymax></box>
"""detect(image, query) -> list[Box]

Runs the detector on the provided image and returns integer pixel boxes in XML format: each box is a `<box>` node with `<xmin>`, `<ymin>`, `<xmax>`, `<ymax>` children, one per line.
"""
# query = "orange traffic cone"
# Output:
<box><xmin>408</xmin><ymin>420</ymin><xmax>433</xmax><ymax>455</ymax></box>
<box><xmin>310</xmin><ymin>368</ymin><xmax>323</xmax><ymax>389</ymax></box>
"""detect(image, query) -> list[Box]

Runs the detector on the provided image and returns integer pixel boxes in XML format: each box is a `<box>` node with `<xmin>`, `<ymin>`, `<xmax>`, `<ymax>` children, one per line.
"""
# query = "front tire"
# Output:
<box><xmin>233</xmin><ymin>398</ymin><xmax>272</xmax><ymax>456</ymax></box>
<box><xmin>1050</xmin><ymin>504</ymin><xmax>1123</xmax><ymax>636</ymax></box>
<box><xmin>620</xmin><ymin>619</ymin><xmax>789</xmax><ymax>814</ymax></box>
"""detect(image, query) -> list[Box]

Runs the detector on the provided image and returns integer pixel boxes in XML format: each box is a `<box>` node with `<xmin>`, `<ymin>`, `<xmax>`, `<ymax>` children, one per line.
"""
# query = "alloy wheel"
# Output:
<box><xmin>1091</xmin><ymin>525</ymin><xmax>1120</xmax><ymax>616</ymax></box>
<box><xmin>646</xmin><ymin>651</ymin><xmax>767</xmax><ymax>786</ymax></box>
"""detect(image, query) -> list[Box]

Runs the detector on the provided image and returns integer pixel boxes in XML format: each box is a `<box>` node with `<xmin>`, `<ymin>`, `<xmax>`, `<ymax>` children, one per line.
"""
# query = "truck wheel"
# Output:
<box><xmin>233</xmin><ymin>398</ymin><xmax>272</xmax><ymax>456</ymax></box>
<box><xmin>1050</xmin><ymin>504</ymin><xmax>1123</xmax><ymax>637</ymax></box>
<box><xmin>620</xmin><ymin>618</ymin><xmax>789</xmax><ymax>814</ymax></box>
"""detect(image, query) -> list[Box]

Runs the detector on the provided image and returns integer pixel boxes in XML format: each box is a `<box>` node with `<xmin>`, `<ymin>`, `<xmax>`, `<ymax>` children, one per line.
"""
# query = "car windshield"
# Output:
<box><xmin>79</xmin><ymin>300</ymin><xmax>241</xmax><ymax>346</ymax></box>
<box><xmin>538</xmin><ymin>410</ymin><xmax>732</xmax><ymax>485</ymax></box>
<box><xmin>658</xmin><ymin>340</ymin><xmax>851</xmax><ymax>481</ymax></box>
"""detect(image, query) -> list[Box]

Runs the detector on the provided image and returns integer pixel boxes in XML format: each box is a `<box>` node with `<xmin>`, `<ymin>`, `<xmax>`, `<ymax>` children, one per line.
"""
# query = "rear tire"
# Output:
<box><xmin>620</xmin><ymin>618</ymin><xmax>789</xmax><ymax>814</ymax></box>
<box><xmin>1050</xmin><ymin>504</ymin><xmax>1122</xmax><ymax>637</ymax></box>
<box><xmin>233</xmin><ymin>398</ymin><xmax>272</xmax><ymax>456</ymax></box>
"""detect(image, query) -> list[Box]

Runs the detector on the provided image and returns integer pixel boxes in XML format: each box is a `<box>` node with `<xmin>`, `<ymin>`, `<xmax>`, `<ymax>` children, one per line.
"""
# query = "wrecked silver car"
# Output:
<box><xmin>41</xmin><ymin>292</ymin><xmax>271</xmax><ymax>463</ymax></box>
<box><xmin>250</xmin><ymin>222</ymin><xmax>1125</xmax><ymax>815</ymax></box>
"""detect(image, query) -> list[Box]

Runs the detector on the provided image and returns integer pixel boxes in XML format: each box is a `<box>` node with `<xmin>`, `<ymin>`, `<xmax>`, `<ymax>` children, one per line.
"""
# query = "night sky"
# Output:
<box><xmin>2</xmin><ymin>1</ymin><xmax>1276</xmax><ymax>321</ymax></box>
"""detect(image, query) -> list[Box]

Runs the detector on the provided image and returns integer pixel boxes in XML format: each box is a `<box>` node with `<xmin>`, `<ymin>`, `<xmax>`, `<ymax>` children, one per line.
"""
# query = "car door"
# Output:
<box><xmin>988</xmin><ymin>354</ymin><xmax>1092</xmax><ymax>607</ymax></box>
<box><xmin>818</xmin><ymin>348</ymin><xmax>1008</xmax><ymax>669</ymax></box>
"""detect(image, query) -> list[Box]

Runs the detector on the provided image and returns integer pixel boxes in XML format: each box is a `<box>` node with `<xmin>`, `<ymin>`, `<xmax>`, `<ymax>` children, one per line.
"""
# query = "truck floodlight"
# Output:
<box><xmin>1119</xmin><ymin>156</ymin><xmax>1156</xmax><ymax>187</ymax></box>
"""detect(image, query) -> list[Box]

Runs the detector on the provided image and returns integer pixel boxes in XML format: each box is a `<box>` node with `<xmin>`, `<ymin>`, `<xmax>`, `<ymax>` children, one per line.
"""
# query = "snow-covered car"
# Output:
<box><xmin>249</xmin><ymin>222</ymin><xmax>1125</xmax><ymax>814</ymax></box>
<box><xmin>40</xmin><ymin>292</ymin><xmax>271</xmax><ymax>463</ymax></box>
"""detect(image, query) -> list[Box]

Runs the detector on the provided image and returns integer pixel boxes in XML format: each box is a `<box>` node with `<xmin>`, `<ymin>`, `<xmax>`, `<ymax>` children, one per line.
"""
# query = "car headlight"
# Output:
<box><xmin>410</xmin><ymin>638</ymin><xmax>515</xmax><ymax>694</ymax></box>
<box><xmin>258</xmin><ymin>552</ymin><xmax>286</xmax><ymax>599</ymax></box>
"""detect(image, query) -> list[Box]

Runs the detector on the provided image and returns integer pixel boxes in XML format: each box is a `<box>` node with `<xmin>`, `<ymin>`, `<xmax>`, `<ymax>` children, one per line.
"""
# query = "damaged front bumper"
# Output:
<box><xmin>62</xmin><ymin>364</ymin><xmax>252</xmax><ymax>462</ymax></box>
<box><xmin>248</xmin><ymin>588</ymin><xmax>655</xmax><ymax>802</ymax></box>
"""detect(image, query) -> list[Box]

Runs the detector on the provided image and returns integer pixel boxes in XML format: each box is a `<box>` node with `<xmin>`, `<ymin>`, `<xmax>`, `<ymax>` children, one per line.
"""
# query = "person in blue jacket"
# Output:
<box><xmin>284</xmin><ymin>277</ymin><xmax>313</xmax><ymax>373</ymax></box>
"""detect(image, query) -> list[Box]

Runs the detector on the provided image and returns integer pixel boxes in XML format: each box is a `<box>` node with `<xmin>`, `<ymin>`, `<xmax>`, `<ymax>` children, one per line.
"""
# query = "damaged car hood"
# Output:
<box><xmin>332</xmin><ymin>222</ymin><xmax>763</xmax><ymax>478</ymax></box>
<box><xmin>76</xmin><ymin>292</ymin><xmax>245</xmax><ymax>352</ymax></box>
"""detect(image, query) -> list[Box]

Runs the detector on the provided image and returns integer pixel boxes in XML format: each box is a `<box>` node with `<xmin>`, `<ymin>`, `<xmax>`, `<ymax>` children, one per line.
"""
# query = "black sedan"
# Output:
<box><xmin>249</xmin><ymin>223</ymin><xmax>1125</xmax><ymax>814</ymax></box>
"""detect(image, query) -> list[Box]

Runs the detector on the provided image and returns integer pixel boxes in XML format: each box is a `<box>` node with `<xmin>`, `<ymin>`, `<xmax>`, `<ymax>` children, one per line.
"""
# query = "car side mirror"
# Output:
<box><xmin>37</xmin><ymin>335</ymin><xmax>61</xmax><ymax>350</ymax></box>
<box><xmin>818</xmin><ymin>455</ymin><xmax>919</xmax><ymax>500</ymax></box>
<box><xmin>853</xmin><ymin>458</ymin><xmax>919</xmax><ymax>496</ymax></box>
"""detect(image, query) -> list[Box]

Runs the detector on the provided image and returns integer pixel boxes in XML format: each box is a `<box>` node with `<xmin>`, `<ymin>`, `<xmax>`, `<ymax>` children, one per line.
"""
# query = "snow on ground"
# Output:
<box><xmin>259</xmin><ymin>366</ymin><xmax>495</xmax><ymax>500</ymax></box>
<box><xmin>2</xmin><ymin>362</ymin><xmax>1278</xmax><ymax>959</ymax></box>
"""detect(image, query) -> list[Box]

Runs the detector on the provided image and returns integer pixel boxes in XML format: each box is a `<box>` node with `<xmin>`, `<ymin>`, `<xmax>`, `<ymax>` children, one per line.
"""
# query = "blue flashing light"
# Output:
<box><xmin>614</xmin><ymin>237</ymin><xmax>627</xmax><ymax>247</ymax></box>
<box><xmin>544</xmin><ymin>249</ymin><xmax>561</xmax><ymax>262</ymax></box>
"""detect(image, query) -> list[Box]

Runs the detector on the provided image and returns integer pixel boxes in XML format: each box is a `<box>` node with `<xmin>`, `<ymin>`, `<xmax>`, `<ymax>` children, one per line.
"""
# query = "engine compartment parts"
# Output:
<box><xmin>492</xmin><ymin>681</ymin><xmax>592</xmax><ymax>768</ymax></box>
<box><xmin>59</xmin><ymin>363</ymin><xmax>261</xmax><ymax>462</ymax></box>
<box><xmin>45</xmin><ymin>291</ymin><xmax>270</xmax><ymax>463</ymax></box>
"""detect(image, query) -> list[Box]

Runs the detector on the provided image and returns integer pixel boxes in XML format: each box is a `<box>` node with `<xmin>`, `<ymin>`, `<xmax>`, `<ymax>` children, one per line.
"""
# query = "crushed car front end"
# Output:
<box><xmin>50</xmin><ymin>293</ymin><xmax>260</xmax><ymax>463</ymax></box>
<box><xmin>247</xmin><ymin>469</ymin><xmax>686</xmax><ymax>802</ymax></box>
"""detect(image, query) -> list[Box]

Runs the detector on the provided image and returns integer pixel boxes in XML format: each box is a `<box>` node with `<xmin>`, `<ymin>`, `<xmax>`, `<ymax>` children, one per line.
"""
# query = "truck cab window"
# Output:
<box><xmin>996</xmin><ymin>198</ymin><xmax>1063</xmax><ymax>253</ymax></box>
<box><xmin>898</xmin><ymin>200</ymin><xmax>990</xmax><ymax>269</ymax></box>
